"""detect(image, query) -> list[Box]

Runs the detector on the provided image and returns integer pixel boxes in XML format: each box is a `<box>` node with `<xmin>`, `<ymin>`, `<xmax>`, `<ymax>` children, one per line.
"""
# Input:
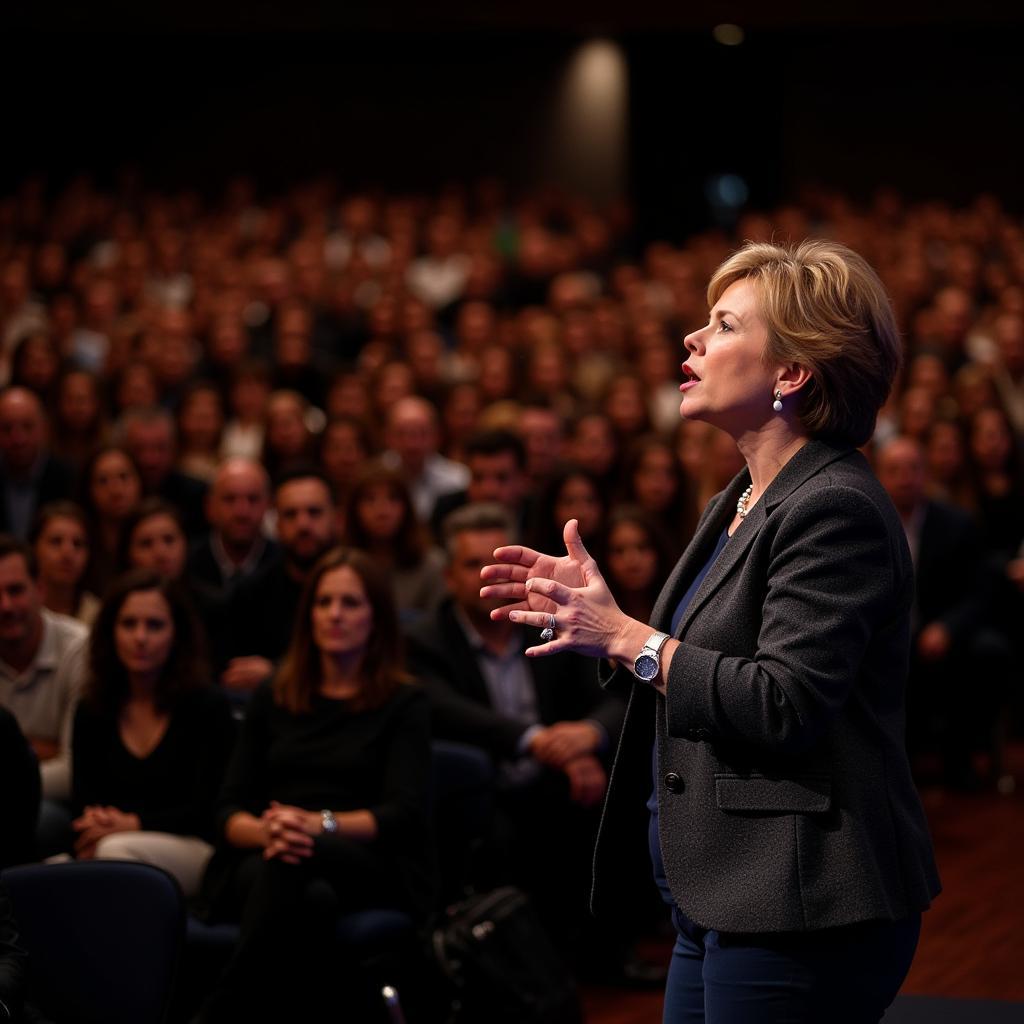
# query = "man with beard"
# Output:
<box><xmin>221</xmin><ymin>468</ymin><xmax>336</xmax><ymax>695</ymax></box>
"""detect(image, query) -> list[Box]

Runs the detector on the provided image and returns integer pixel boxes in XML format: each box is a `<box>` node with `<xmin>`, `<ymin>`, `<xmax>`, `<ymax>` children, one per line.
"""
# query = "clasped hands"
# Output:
<box><xmin>259</xmin><ymin>801</ymin><xmax>319</xmax><ymax>864</ymax></box>
<box><xmin>72</xmin><ymin>805</ymin><xmax>141</xmax><ymax>859</ymax></box>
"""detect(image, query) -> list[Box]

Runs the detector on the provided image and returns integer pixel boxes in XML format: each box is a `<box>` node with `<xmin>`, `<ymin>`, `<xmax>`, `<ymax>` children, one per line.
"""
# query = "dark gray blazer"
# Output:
<box><xmin>593</xmin><ymin>439</ymin><xmax>941</xmax><ymax>933</ymax></box>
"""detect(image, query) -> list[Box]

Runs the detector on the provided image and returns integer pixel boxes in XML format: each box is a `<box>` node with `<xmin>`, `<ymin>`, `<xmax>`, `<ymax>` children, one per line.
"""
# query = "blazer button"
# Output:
<box><xmin>664</xmin><ymin>772</ymin><xmax>684</xmax><ymax>794</ymax></box>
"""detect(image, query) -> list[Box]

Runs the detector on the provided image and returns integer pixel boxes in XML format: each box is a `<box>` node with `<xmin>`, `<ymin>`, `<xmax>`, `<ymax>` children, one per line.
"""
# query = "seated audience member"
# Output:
<box><xmin>568</xmin><ymin>411</ymin><xmax>620</xmax><ymax>493</ymax></box>
<box><xmin>0</xmin><ymin>536</ymin><xmax>87</xmax><ymax>807</ymax></box>
<box><xmin>29</xmin><ymin>503</ymin><xmax>100</xmax><ymax>626</ymax></box>
<box><xmin>405</xmin><ymin>504</ymin><xmax>624</xmax><ymax>953</ymax></box>
<box><xmin>528</xmin><ymin>464</ymin><xmax>608</xmax><ymax>561</ymax></box>
<box><xmin>318</xmin><ymin>416</ymin><xmax>372</xmax><ymax>506</ymax></box>
<box><xmin>119</xmin><ymin>499</ymin><xmax>231</xmax><ymax>674</ymax></box>
<box><xmin>260</xmin><ymin>389</ymin><xmax>316</xmax><ymax>484</ymax></box>
<box><xmin>876</xmin><ymin>436</ymin><xmax>1011</xmax><ymax>787</ymax></box>
<box><xmin>0</xmin><ymin>708</ymin><xmax>40</xmax><ymax>869</ymax></box>
<box><xmin>196</xmin><ymin>548</ymin><xmax>433</xmax><ymax>1023</ymax></box>
<box><xmin>220</xmin><ymin>361</ymin><xmax>270</xmax><ymax>462</ymax></box>
<box><xmin>380</xmin><ymin>395</ymin><xmax>469</xmax><ymax>522</ymax></box>
<box><xmin>79</xmin><ymin>445</ymin><xmax>142</xmax><ymax>597</ymax></box>
<box><xmin>223</xmin><ymin>469</ymin><xmax>337</xmax><ymax>693</ymax></box>
<box><xmin>602</xmin><ymin>506</ymin><xmax>676</xmax><ymax>625</ymax></box>
<box><xmin>71</xmin><ymin>571</ymin><xmax>234</xmax><ymax>897</ymax></box>
<box><xmin>176</xmin><ymin>381</ymin><xmax>225</xmax><ymax>483</ymax></box>
<box><xmin>618</xmin><ymin>435</ymin><xmax>696</xmax><ymax>561</ymax></box>
<box><xmin>52</xmin><ymin>368</ymin><xmax>107</xmax><ymax>474</ymax></box>
<box><xmin>341</xmin><ymin>464</ymin><xmax>446</xmax><ymax>624</ymax></box>
<box><xmin>517</xmin><ymin>400</ymin><xmax>566</xmax><ymax>488</ymax></box>
<box><xmin>0</xmin><ymin>388</ymin><xmax>74</xmax><ymax>541</ymax></box>
<box><xmin>430</xmin><ymin>429</ymin><xmax>534</xmax><ymax>541</ymax></box>
<box><xmin>118</xmin><ymin>406</ymin><xmax>208</xmax><ymax>539</ymax></box>
<box><xmin>189</xmin><ymin>459</ymin><xmax>279</xmax><ymax>594</ymax></box>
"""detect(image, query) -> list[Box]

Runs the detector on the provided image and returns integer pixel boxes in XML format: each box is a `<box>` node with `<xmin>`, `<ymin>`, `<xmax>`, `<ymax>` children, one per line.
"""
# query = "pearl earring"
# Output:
<box><xmin>772</xmin><ymin>389</ymin><xmax>783</xmax><ymax>413</ymax></box>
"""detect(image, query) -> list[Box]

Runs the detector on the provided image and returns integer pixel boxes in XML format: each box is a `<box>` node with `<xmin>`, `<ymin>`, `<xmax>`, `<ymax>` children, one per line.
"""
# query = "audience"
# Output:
<box><xmin>1</xmin><ymin>173</ymin><xmax>1023</xmax><ymax>1007</ymax></box>
<box><xmin>71</xmin><ymin>571</ymin><xmax>235</xmax><ymax>897</ymax></box>
<box><xmin>196</xmin><ymin>548</ymin><xmax>433</xmax><ymax>1022</ymax></box>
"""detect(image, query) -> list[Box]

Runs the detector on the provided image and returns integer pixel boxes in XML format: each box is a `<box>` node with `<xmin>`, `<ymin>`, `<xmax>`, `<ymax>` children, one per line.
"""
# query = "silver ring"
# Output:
<box><xmin>540</xmin><ymin>614</ymin><xmax>556</xmax><ymax>643</ymax></box>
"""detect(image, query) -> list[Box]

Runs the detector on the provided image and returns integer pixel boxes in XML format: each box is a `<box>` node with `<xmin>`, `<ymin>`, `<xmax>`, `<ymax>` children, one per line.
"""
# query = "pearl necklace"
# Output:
<box><xmin>736</xmin><ymin>483</ymin><xmax>754</xmax><ymax>518</ymax></box>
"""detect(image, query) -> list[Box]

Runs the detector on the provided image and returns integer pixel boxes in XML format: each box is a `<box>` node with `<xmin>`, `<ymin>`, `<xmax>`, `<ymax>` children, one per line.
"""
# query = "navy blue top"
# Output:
<box><xmin>650</xmin><ymin>527</ymin><xmax>731</xmax><ymax>905</ymax></box>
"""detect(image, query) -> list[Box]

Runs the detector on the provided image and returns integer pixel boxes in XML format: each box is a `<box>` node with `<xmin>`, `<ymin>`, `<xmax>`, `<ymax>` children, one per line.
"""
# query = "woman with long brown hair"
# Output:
<box><xmin>196</xmin><ymin>547</ymin><xmax>433</xmax><ymax>1022</ymax></box>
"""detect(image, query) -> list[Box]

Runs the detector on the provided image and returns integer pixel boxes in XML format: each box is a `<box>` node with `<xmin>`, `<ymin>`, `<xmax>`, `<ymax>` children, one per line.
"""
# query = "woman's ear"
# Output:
<box><xmin>777</xmin><ymin>363</ymin><xmax>812</xmax><ymax>398</ymax></box>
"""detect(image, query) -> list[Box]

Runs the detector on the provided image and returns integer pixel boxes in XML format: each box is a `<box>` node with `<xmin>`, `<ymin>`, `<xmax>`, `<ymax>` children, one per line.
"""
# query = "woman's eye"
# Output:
<box><xmin>718</xmin><ymin>320</ymin><xmax>733</xmax><ymax>333</ymax></box>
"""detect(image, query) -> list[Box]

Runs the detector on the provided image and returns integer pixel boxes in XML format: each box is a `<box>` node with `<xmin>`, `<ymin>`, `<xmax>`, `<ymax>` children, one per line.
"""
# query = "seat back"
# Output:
<box><xmin>430</xmin><ymin>740</ymin><xmax>494</xmax><ymax>905</ymax></box>
<box><xmin>2</xmin><ymin>860</ymin><xmax>185</xmax><ymax>1024</ymax></box>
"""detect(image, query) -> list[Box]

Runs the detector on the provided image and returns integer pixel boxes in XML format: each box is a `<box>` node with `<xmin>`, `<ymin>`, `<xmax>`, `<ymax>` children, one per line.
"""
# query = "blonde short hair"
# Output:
<box><xmin>708</xmin><ymin>240</ymin><xmax>902</xmax><ymax>447</ymax></box>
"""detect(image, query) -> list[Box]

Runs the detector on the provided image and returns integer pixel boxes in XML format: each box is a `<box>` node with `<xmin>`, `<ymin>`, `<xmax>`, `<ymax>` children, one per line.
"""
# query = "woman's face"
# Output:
<box><xmin>312</xmin><ymin>565</ymin><xmax>374</xmax><ymax>660</ymax></box>
<box><xmin>91</xmin><ymin>451</ymin><xmax>142</xmax><ymax>520</ymax></box>
<box><xmin>680</xmin><ymin>278</ymin><xmax>780</xmax><ymax>434</ymax></box>
<box><xmin>35</xmin><ymin>516</ymin><xmax>89</xmax><ymax>588</ymax></box>
<box><xmin>606</xmin><ymin>521</ymin><xmax>658</xmax><ymax>593</ymax></box>
<box><xmin>633</xmin><ymin>446</ymin><xmax>677</xmax><ymax>512</ymax></box>
<box><xmin>129</xmin><ymin>514</ymin><xmax>187</xmax><ymax>579</ymax></box>
<box><xmin>321</xmin><ymin>424</ymin><xmax>366</xmax><ymax>484</ymax></box>
<box><xmin>356</xmin><ymin>483</ymin><xmax>405</xmax><ymax>541</ymax></box>
<box><xmin>970</xmin><ymin>409</ymin><xmax>1012</xmax><ymax>471</ymax></box>
<box><xmin>554</xmin><ymin>475</ymin><xmax>603</xmax><ymax>540</ymax></box>
<box><xmin>58</xmin><ymin>373</ymin><xmax>100</xmax><ymax>431</ymax></box>
<box><xmin>115</xmin><ymin>589</ymin><xmax>175</xmax><ymax>680</ymax></box>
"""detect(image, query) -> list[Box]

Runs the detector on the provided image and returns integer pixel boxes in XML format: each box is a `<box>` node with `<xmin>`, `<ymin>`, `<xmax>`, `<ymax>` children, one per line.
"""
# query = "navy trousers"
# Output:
<box><xmin>663</xmin><ymin>905</ymin><xmax>920</xmax><ymax>1024</ymax></box>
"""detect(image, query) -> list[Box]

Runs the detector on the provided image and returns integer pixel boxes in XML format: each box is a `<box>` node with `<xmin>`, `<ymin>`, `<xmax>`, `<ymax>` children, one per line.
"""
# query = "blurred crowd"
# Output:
<box><xmin>0</xmin><ymin>173</ymin><xmax>1022</xmax><ymax>1014</ymax></box>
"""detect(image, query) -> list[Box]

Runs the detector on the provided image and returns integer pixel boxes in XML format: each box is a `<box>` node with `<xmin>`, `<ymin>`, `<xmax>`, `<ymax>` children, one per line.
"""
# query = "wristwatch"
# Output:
<box><xmin>633</xmin><ymin>632</ymin><xmax>670</xmax><ymax>682</ymax></box>
<box><xmin>320</xmin><ymin>809</ymin><xmax>338</xmax><ymax>834</ymax></box>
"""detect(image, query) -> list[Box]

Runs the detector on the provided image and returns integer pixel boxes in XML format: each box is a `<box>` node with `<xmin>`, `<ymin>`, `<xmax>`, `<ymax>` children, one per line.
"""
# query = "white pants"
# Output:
<box><xmin>94</xmin><ymin>831</ymin><xmax>215</xmax><ymax>899</ymax></box>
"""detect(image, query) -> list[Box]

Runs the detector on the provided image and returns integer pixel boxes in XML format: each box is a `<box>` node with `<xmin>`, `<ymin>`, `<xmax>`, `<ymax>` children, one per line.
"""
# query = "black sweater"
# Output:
<box><xmin>215</xmin><ymin>681</ymin><xmax>435</xmax><ymax>917</ymax></box>
<box><xmin>71</xmin><ymin>687</ymin><xmax>236</xmax><ymax>843</ymax></box>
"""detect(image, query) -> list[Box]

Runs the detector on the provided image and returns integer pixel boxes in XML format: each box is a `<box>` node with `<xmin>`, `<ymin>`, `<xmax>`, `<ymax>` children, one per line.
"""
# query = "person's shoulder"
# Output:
<box><xmin>41</xmin><ymin>608</ymin><xmax>89</xmax><ymax>649</ymax></box>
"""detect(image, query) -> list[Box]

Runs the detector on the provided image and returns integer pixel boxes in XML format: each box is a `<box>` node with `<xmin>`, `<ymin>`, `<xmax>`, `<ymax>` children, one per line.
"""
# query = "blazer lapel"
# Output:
<box><xmin>650</xmin><ymin>473</ymin><xmax>749</xmax><ymax>632</ymax></box>
<box><xmin>672</xmin><ymin>438</ymin><xmax>854</xmax><ymax>639</ymax></box>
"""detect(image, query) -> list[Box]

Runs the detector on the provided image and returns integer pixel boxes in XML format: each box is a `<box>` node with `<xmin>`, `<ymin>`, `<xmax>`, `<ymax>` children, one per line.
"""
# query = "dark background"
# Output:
<box><xmin>5</xmin><ymin>2</ymin><xmax>1023</xmax><ymax>239</ymax></box>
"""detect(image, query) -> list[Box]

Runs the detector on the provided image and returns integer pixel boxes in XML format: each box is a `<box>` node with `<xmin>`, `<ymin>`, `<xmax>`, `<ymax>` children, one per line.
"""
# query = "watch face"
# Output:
<box><xmin>635</xmin><ymin>653</ymin><xmax>659</xmax><ymax>681</ymax></box>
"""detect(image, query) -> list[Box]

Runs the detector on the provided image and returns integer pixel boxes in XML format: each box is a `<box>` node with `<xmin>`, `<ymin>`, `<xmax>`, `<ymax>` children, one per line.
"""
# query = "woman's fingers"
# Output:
<box><xmin>490</xmin><ymin>544</ymin><xmax>541</xmax><ymax>567</ymax></box>
<box><xmin>479</xmin><ymin>562</ymin><xmax>530</xmax><ymax>584</ymax></box>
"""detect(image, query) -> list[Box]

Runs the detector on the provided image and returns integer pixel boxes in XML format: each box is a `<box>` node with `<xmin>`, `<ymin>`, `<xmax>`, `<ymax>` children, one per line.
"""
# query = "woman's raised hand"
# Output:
<box><xmin>482</xmin><ymin>519</ymin><xmax>635</xmax><ymax>660</ymax></box>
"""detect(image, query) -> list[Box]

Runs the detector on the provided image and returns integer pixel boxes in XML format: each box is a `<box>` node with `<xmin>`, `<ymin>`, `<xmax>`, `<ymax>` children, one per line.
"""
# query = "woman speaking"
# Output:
<box><xmin>482</xmin><ymin>241</ymin><xmax>940</xmax><ymax>1022</ymax></box>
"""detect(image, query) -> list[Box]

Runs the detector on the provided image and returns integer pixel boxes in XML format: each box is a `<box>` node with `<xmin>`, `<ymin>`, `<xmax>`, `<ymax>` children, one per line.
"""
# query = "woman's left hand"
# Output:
<box><xmin>72</xmin><ymin>805</ymin><xmax>141</xmax><ymax>858</ymax></box>
<box><xmin>261</xmin><ymin>802</ymin><xmax>316</xmax><ymax>865</ymax></box>
<box><xmin>490</xmin><ymin>520</ymin><xmax>639</xmax><ymax>660</ymax></box>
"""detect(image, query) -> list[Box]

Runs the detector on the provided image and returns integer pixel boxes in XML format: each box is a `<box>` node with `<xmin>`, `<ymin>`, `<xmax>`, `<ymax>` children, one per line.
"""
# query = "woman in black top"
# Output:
<box><xmin>71</xmin><ymin>570</ymin><xmax>235</xmax><ymax>897</ymax></box>
<box><xmin>197</xmin><ymin>547</ymin><xmax>433</xmax><ymax>1023</ymax></box>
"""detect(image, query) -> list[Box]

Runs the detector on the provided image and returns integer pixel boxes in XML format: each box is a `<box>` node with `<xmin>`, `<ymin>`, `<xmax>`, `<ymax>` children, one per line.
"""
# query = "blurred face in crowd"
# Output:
<box><xmin>571</xmin><ymin>415</ymin><xmax>616</xmax><ymax>479</ymax></box>
<box><xmin>467</xmin><ymin>450</ymin><xmax>525</xmax><ymax>509</ymax></box>
<box><xmin>58</xmin><ymin>372</ymin><xmax>101</xmax><ymax>432</ymax></box>
<box><xmin>633</xmin><ymin>445</ymin><xmax>678</xmax><ymax>514</ymax></box>
<box><xmin>207</xmin><ymin>460</ymin><xmax>269</xmax><ymax>549</ymax></box>
<box><xmin>876</xmin><ymin>437</ymin><xmax>927</xmax><ymax>517</ymax></box>
<box><xmin>320</xmin><ymin>421</ymin><xmax>368</xmax><ymax>487</ymax></box>
<box><xmin>265</xmin><ymin>392</ymin><xmax>309</xmax><ymax>459</ymax></box>
<box><xmin>925</xmin><ymin>422</ymin><xmax>965</xmax><ymax>486</ymax></box>
<box><xmin>124</xmin><ymin>417</ymin><xmax>176</xmax><ymax>489</ymax></box>
<box><xmin>970</xmin><ymin>408</ymin><xmax>1013</xmax><ymax>472</ymax></box>
<box><xmin>386</xmin><ymin>398</ymin><xmax>439</xmax><ymax>473</ymax></box>
<box><xmin>129</xmin><ymin>513</ymin><xmax>187</xmax><ymax>579</ymax></box>
<box><xmin>355</xmin><ymin>482</ymin><xmax>405</xmax><ymax>542</ymax></box>
<box><xmin>275</xmin><ymin>477</ymin><xmax>336</xmax><ymax>568</ymax></box>
<box><xmin>445</xmin><ymin>527</ymin><xmax>510</xmax><ymax>620</ymax></box>
<box><xmin>115</xmin><ymin>589</ymin><xmax>175</xmax><ymax>682</ymax></box>
<box><xmin>0</xmin><ymin>552</ymin><xmax>43</xmax><ymax>647</ymax></box>
<box><xmin>179</xmin><ymin>388</ymin><xmax>224</xmax><ymax>453</ymax></box>
<box><xmin>518</xmin><ymin>407</ymin><xmax>563</xmax><ymax>482</ymax></box>
<box><xmin>311</xmin><ymin>566</ymin><xmax>373</xmax><ymax>662</ymax></box>
<box><xmin>90</xmin><ymin>450</ymin><xmax>142</xmax><ymax>521</ymax></box>
<box><xmin>0</xmin><ymin>388</ymin><xmax>46</xmax><ymax>473</ymax></box>
<box><xmin>554</xmin><ymin>473</ymin><xmax>603</xmax><ymax>541</ymax></box>
<box><xmin>606</xmin><ymin>520</ymin><xmax>658</xmax><ymax>594</ymax></box>
<box><xmin>34</xmin><ymin>517</ymin><xmax>89</xmax><ymax>592</ymax></box>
